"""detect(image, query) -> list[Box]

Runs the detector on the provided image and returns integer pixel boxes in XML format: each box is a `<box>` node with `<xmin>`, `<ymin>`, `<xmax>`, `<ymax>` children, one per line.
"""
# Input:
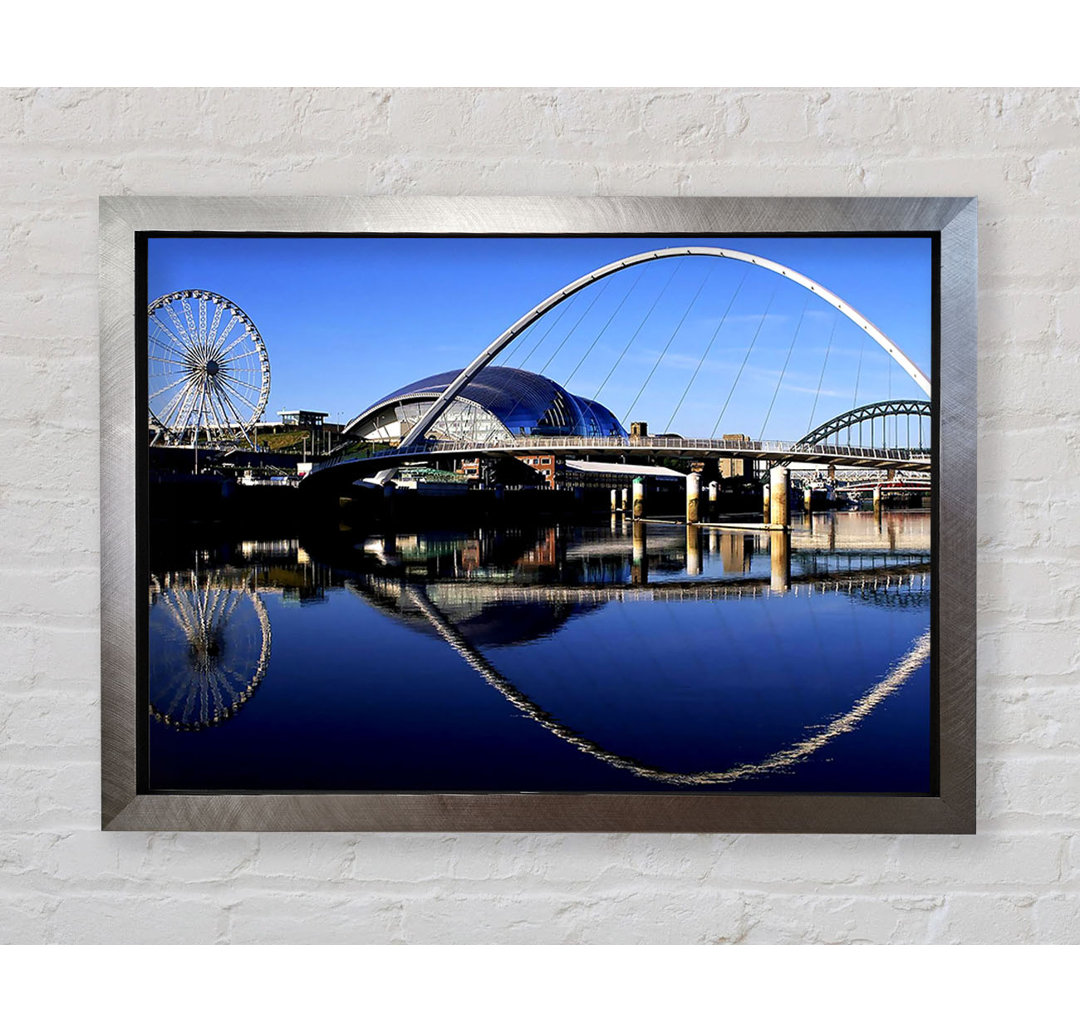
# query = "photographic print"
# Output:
<box><xmin>144</xmin><ymin>232</ymin><xmax>934</xmax><ymax>791</ymax></box>
<box><xmin>100</xmin><ymin>197</ymin><xmax>974</xmax><ymax>831</ymax></box>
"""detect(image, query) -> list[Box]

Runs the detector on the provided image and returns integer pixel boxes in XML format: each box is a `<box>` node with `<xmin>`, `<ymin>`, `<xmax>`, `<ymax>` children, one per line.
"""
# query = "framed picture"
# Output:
<box><xmin>100</xmin><ymin>196</ymin><xmax>975</xmax><ymax>832</ymax></box>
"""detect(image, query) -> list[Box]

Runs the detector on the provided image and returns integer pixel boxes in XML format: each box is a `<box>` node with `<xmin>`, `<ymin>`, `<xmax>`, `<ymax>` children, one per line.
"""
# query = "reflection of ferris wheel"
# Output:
<box><xmin>148</xmin><ymin>571</ymin><xmax>272</xmax><ymax>732</ymax></box>
<box><xmin>148</xmin><ymin>290</ymin><xmax>270</xmax><ymax>447</ymax></box>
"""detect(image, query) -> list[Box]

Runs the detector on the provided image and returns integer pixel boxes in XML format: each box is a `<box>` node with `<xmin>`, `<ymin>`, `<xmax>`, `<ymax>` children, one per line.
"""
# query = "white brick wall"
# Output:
<box><xmin>1</xmin><ymin>87</ymin><xmax>1076</xmax><ymax>944</ymax></box>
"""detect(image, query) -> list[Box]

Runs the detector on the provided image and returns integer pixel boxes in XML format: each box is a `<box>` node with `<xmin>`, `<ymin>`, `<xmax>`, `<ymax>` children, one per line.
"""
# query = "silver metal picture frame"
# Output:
<box><xmin>100</xmin><ymin>195</ymin><xmax>976</xmax><ymax>832</ymax></box>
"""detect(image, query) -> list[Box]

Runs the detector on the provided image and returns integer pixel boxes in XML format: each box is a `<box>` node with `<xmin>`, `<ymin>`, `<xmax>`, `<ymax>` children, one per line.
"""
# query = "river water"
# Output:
<box><xmin>147</xmin><ymin>511</ymin><xmax>932</xmax><ymax>794</ymax></box>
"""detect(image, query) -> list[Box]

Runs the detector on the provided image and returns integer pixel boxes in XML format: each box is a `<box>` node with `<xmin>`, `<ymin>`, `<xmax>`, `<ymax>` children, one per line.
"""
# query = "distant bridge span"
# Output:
<box><xmin>798</xmin><ymin>399</ymin><xmax>932</xmax><ymax>450</ymax></box>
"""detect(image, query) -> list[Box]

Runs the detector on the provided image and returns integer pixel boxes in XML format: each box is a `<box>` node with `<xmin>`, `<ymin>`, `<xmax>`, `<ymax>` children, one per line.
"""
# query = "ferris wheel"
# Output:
<box><xmin>148</xmin><ymin>290</ymin><xmax>270</xmax><ymax>447</ymax></box>
<box><xmin>148</xmin><ymin>571</ymin><xmax>272</xmax><ymax>732</ymax></box>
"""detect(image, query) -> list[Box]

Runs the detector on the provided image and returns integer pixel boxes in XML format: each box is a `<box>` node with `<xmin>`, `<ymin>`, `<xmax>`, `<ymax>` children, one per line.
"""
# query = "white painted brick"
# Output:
<box><xmin>980</xmin><ymin>686</ymin><xmax>1080</xmax><ymax>751</ymax></box>
<box><xmin>1032</xmin><ymin>893</ymin><xmax>1080</xmax><ymax>942</ymax></box>
<box><xmin>740</xmin><ymin>891</ymin><xmax>945</xmax><ymax>944</ymax></box>
<box><xmin>49</xmin><ymin>891</ymin><xmax>229</xmax><ymax>944</ymax></box>
<box><xmin>932</xmin><ymin>893</ymin><xmax>1038</xmax><ymax>943</ymax></box>
<box><xmin>885</xmin><ymin>834</ymin><xmax>1063</xmax><ymax>888</ymax></box>
<box><xmin>0</xmin><ymin>893</ymin><xmax>60</xmax><ymax>943</ymax></box>
<box><xmin>226</xmin><ymin>891</ymin><xmax>405</xmax><ymax>945</ymax></box>
<box><xmin>2</xmin><ymin>86</ymin><xmax>1079</xmax><ymax>944</ymax></box>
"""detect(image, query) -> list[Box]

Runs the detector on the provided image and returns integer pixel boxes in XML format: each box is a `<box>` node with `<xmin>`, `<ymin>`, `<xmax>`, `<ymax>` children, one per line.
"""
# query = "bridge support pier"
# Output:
<box><xmin>708</xmin><ymin>480</ymin><xmax>718</xmax><ymax>521</ymax></box>
<box><xmin>762</xmin><ymin>483</ymin><xmax>771</xmax><ymax>523</ymax></box>
<box><xmin>621</xmin><ymin>487</ymin><xmax>629</xmax><ymax>513</ymax></box>
<box><xmin>770</xmin><ymin>529</ymin><xmax>791</xmax><ymax>593</ymax></box>
<box><xmin>632</xmin><ymin>477</ymin><xmax>645</xmax><ymax>520</ymax></box>
<box><xmin>873</xmin><ymin>483</ymin><xmax>882</xmax><ymax>519</ymax></box>
<box><xmin>769</xmin><ymin>466</ymin><xmax>790</xmax><ymax>528</ymax></box>
<box><xmin>804</xmin><ymin>487</ymin><xmax>814</xmax><ymax>513</ymax></box>
<box><xmin>686</xmin><ymin>472</ymin><xmax>701</xmax><ymax>524</ymax></box>
<box><xmin>632</xmin><ymin>519</ymin><xmax>648</xmax><ymax>584</ymax></box>
<box><xmin>686</xmin><ymin>524</ymin><xmax>702</xmax><ymax>576</ymax></box>
<box><xmin>610</xmin><ymin>489</ymin><xmax>619</xmax><ymax>514</ymax></box>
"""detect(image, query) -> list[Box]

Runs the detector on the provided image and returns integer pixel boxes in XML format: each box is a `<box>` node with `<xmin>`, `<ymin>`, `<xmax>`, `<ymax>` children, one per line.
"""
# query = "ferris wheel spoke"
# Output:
<box><xmin>221</xmin><ymin>592</ymin><xmax>244</xmax><ymax>626</ymax></box>
<box><xmin>215</xmin><ymin>663</ymin><xmax>252</xmax><ymax>695</ymax></box>
<box><xmin>211</xmin><ymin>378</ymin><xmax>253</xmax><ymax>431</ymax></box>
<box><xmin>206</xmin><ymin>672</ymin><xmax>229</xmax><ymax>717</ymax></box>
<box><xmin>180</xmin><ymin>297</ymin><xmax>199</xmax><ymax>346</ymax></box>
<box><xmin>162</xmin><ymin>591</ymin><xmax>197</xmax><ymax>641</ymax></box>
<box><xmin>221</xmin><ymin>349</ymin><xmax>263</xmax><ymax>364</ymax></box>
<box><xmin>216</xmin><ymin>370</ymin><xmax>261</xmax><ymax>402</ymax></box>
<box><xmin>217</xmin><ymin>369</ymin><xmax>261</xmax><ymax>394</ymax></box>
<box><xmin>215</xmin><ymin>330</ymin><xmax>254</xmax><ymax>360</ymax></box>
<box><xmin>156</xmin><ymin>378</ymin><xmax>196</xmax><ymax>428</ymax></box>
<box><xmin>169</xmin><ymin>381</ymin><xmax>198</xmax><ymax>431</ymax></box>
<box><xmin>194</xmin><ymin>382</ymin><xmax>216</xmax><ymax>441</ymax></box>
<box><xmin>214</xmin><ymin>371</ymin><xmax>257</xmax><ymax>408</ymax></box>
<box><xmin>155</xmin><ymin>389</ymin><xmax>187</xmax><ymax>431</ymax></box>
<box><xmin>205</xmin><ymin>387</ymin><xmax>233</xmax><ymax>435</ymax></box>
<box><xmin>210</xmin><ymin>588</ymin><xmax>235</xmax><ymax>629</ymax></box>
<box><xmin>217</xmin><ymin>376</ymin><xmax>259</xmax><ymax>401</ymax></box>
<box><xmin>198</xmin><ymin>378</ymin><xmax>219</xmax><ymax>432</ymax></box>
<box><xmin>205</xmin><ymin>585</ymin><xmax>225</xmax><ymax>628</ymax></box>
<box><xmin>163</xmin><ymin>303</ymin><xmax>197</xmax><ymax>351</ymax></box>
<box><xmin>208</xmin><ymin>587</ymin><xmax>232</xmax><ymax>631</ymax></box>
<box><xmin>211</xmin><ymin>313</ymin><xmax>241</xmax><ymax>354</ymax></box>
<box><xmin>149</xmin><ymin>335</ymin><xmax>193</xmax><ymax>364</ymax></box>
<box><xmin>150</xmin><ymin>315</ymin><xmax>193</xmax><ymax>356</ymax></box>
<box><xmin>149</xmin><ymin>373</ymin><xmax>196</xmax><ymax>402</ymax></box>
<box><xmin>174</xmin><ymin>380</ymin><xmax>204</xmax><ymax>432</ymax></box>
<box><xmin>205</xmin><ymin>302</ymin><xmax>224</xmax><ymax>350</ymax></box>
<box><xmin>213</xmin><ymin>386</ymin><xmax>258</xmax><ymax>436</ymax></box>
<box><xmin>199</xmin><ymin>381</ymin><xmax>227</xmax><ymax>433</ymax></box>
<box><xmin>162</xmin><ymin>669</ymin><xmax>195</xmax><ymax>718</ymax></box>
<box><xmin>197</xmin><ymin>296</ymin><xmax>208</xmax><ymax>348</ymax></box>
<box><xmin>149</xmin><ymin>356</ymin><xmax>195</xmax><ymax>369</ymax></box>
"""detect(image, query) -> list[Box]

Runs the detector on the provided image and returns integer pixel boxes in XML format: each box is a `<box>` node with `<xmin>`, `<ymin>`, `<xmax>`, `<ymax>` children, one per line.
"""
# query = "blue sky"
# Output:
<box><xmin>147</xmin><ymin>235</ymin><xmax>932</xmax><ymax>441</ymax></box>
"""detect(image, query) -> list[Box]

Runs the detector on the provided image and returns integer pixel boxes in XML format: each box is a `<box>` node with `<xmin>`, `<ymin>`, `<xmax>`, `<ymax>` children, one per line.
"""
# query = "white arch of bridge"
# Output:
<box><xmin>395</xmin><ymin>246</ymin><xmax>932</xmax><ymax>454</ymax></box>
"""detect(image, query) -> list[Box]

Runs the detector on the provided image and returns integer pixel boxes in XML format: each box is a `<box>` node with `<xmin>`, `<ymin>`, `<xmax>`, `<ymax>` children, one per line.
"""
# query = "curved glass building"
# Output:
<box><xmin>344</xmin><ymin>366</ymin><xmax>626</xmax><ymax>444</ymax></box>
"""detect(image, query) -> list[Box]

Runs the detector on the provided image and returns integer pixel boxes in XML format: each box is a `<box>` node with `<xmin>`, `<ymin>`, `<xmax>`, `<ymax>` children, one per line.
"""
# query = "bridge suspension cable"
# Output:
<box><xmin>593</xmin><ymin>258</ymin><xmax>683</xmax><ymax>401</ymax></box>
<box><xmin>759</xmin><ymin>297</ymin><xmax>810</xmax><ymax>440</ymax></box>
<box><xmin>537</xmin><ymin>275</ymin><xmax>613</xmax><ymax>377</ymax></box>
<box><xmin>710</xmin><ymin>288</ymin><xmax>776</xmax><ymax>438</ymax></box>
<box><xmin>563</xmin><ymin>266</ymin><xmax>646</xmax><ymax>391</ymax></box>
<box><xmin>664</xmin><ymin>267</ymin><xmax>749</xmax><ymax>434</ymax></box>
<box><xmin>806</xmin><ymin>312</ymin><xmax>839</xmax><ymax>434</ymax></box>
<box><xmin>622</xmin><ymin>265</ymin><xmax>713</xmax><ymax>426</ymax></box>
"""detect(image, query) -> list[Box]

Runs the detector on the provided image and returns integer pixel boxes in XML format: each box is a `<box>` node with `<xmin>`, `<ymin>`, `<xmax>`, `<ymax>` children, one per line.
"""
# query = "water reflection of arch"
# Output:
<box><xmin>347</xmin><ymin>575</ymin><xmax>602</xmax><ymax>648</ymax></box>
<box><xmin>346</xmin><ymin>571</ymin><xmax>930</xmax><ymax>786</ymax></box>
<box><xmin>366</xmin><ymin>563</ymin><xmax>931</xmax><ymax>609</ymax></box>
<box><xmin>148</xmin><ymin>570</ymin><xmax>272</xmax><ymax>732</ymax></box>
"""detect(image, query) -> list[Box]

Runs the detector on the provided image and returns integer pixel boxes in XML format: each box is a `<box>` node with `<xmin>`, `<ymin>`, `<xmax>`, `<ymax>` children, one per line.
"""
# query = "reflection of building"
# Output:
<box><xmin>720</xmin><ymin>533</ymin><xmax>754</xmax><ymax>574</ymax></box>
<box><xmin>344</xmin><ymin>367</ymin><xmax>625</xmax><ymax>445</ymax></box>
<box><xmin>518</xmin><ymin>527</ymin><xmax>559</xmax><ymax>567</ymax></box>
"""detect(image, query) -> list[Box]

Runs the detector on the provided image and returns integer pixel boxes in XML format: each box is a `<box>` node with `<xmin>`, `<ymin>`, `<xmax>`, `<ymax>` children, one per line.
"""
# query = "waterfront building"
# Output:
<box><xmin>343</xmin><ymin>366</ymin><xmax>626</xmax><ymax>445</ymax></box>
